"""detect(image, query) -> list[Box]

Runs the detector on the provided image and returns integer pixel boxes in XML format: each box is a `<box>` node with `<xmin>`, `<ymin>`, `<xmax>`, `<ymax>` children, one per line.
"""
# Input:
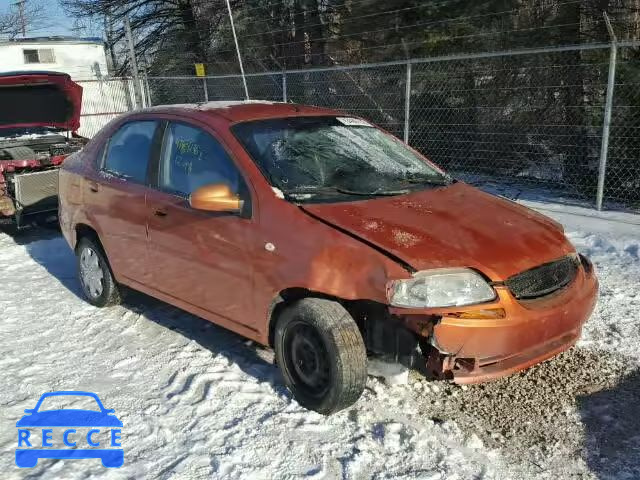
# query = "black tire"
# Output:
<box><xmin>274</xmin><ymin>298</ymin><xmax>367</xmax><ymax>415</ymax></box>
<box><xmin>0</xmin><ymin>221</ymin><xmax>19</xmax><ymax>236</ymax></box>
<box><xmin>76</xmin><ymin>237</ymin><xmax>121</xmax><ymax>307</ymax></box>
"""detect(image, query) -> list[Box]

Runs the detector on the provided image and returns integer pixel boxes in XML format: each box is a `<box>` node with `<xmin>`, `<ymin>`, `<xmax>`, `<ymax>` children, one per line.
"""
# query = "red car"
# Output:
<box><xmin>58</xmin><ymin>101</ymin><xmax>598</xmax><ymax>414</ymax></box>
<box><xmin>0</xmin><ymin>71</ymin><xmax>84</xmax><ymax>229</ymax></box>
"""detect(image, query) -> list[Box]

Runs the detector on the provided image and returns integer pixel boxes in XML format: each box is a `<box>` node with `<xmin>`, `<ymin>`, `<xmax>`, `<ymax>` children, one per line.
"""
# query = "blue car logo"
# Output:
<box><xmin>16</xmin><ymin>391</ymin><xmax>123</xmax><ymax>468</ymax></box>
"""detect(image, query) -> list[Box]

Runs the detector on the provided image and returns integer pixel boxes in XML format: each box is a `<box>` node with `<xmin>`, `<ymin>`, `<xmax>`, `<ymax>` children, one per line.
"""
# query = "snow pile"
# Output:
<box><xmin>0</xmin><ymin>199</ymin><xmax>638</xmax><ymax>479</ymax></box>
<box><xmin>0</xmin><ymin>233</ymin><xmax>506</xmax><ymax>479</ymax></box>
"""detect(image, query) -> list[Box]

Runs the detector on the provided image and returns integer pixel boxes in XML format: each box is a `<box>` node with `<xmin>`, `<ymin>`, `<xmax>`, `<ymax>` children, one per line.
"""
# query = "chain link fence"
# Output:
<box><xmin>76</xmin><ymin>77</ymin><xmax>142</xmax><ymax>138</ymax></box>
<box><xmin>408</xmin><ymin>48</ymin><xmax>609</xmax><ymax>204</ymax></box>
<box><xmin>608</xmin><ymin>55</ymin><xmax>640</xmax><ymax>209</ymax></box>
<box><xmin>84</xmin><ymin>43</ymin><xmax>640</xmax><ymax>211</ymax></box>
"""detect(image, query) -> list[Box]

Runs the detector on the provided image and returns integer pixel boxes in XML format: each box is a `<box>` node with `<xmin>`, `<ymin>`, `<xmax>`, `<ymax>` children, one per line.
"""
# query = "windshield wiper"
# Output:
<box><xmin>284</xmin><ymin>186</ymin><xmax>345</xmax><ymax>200</ymax></box>
<box><xmin>403</xmin><ymin>174</ymin><xmax>452</xmax><ymax>186</ymax></box>
<box><xmin>335</xmin><ymin>187</ymin><xmax>410</xmax><ymax>196</ymax></box>
<box><xmin>284</xmin><ymin>185</ymin><xmax>409</xmax><ymax>200</ymax></box>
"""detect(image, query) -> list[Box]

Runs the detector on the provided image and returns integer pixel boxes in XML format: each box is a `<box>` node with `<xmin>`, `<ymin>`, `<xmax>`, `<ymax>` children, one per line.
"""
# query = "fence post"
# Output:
<box><xmin>203</xmin><ymin>77</ymin><xmax>209</xmax><ymax>102</ymax></box>
<box><xmin>145</xmin><ymin>76</ymin><xmax>152</xmax><ymax>106</ymax></box>
<box><xmin>226</xmin><ymin>0</ymin><xmax>249</xmax><ymax>99</ymax></box>
<box><xmin>124</xmin><ymin>16</ymin><xmax>143</xmax><ymax>109</ymax></box>
<box><xmin>282</xmin><ymin>72</ymin><xmax>287</xmax><ymax>103</ymax></box>
<box><xmin>404</xmin><ymin>61</ymin><xmax>412</xmax><ymax>144</ymax></box>
<box><xmin>597</xmin><ymin>13</ymin><xmax>618</xmax><ymax>211</ymax></box>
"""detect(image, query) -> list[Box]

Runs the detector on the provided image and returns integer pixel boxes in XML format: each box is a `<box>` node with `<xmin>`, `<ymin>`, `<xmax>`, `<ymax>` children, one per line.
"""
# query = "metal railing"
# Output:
<box><xmin>79</xmin><ymin>42</ymin><xmax>640</xmax><ymax>212</ymax></box>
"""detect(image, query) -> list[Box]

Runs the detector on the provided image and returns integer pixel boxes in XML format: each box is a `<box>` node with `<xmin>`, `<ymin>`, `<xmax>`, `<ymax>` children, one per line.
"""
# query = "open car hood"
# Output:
<box><xmin>0</xmin><ymin>71</ymin><xmax>82</xmax><ymax>133</ymax></box>
<box><xmin>301</xmin><ymin>182</ymin><xmax>574</xmax><ymax>280</ymax></box>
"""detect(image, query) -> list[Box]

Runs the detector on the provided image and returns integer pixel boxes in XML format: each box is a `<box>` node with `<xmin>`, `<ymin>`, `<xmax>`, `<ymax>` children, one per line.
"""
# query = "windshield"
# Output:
<box><xmin>232</xmin><ymin>116</ymin><xmax>451</xmax><ymax>202</ymax></box>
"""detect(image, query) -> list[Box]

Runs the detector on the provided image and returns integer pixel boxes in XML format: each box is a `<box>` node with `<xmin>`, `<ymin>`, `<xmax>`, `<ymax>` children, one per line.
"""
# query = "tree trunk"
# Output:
<box><xmin>177</xmin><ymin>0</ymin><xmax>205</xmax><ymax>62</ymax></box>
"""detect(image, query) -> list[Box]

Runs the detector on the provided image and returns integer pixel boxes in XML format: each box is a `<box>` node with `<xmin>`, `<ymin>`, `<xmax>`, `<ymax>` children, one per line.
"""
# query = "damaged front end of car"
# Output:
<box><xmin>0</xmin><ymin>71</ymin><xmax>85</xmax><ymax>229</ymax></box>
<box><xmin>349</xmin><ymin>253</ymin><xmax>598</xmax><ymax>384</ymax></box>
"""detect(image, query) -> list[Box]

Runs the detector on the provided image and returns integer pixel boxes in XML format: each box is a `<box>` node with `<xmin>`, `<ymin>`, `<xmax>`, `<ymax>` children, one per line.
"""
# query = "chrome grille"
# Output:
<box><xmin>505</xmin><ymin>255</ymin><xmax>579</xmax><ymax>299</ymax></box>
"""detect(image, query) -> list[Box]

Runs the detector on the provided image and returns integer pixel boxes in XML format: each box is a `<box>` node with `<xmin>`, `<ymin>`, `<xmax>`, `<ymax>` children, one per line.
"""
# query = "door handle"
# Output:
<box><xmin>88</xmin><ymin>181</ymin><xmax>99</xmax><ymax>193</ymax></box>
<box><xmin>154</xmin><ymin>209</ymin><xmax>168</xmax><ymax>217</ymax></box>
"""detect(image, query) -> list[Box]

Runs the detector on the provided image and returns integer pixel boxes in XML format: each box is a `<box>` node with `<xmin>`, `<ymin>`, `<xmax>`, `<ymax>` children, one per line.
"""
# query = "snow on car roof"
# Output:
<box><xmin>199</xmin><ymin>100</ymin><xmax>278</xmax><ymax>110</ymax></box>
<box><xmin>146</xmin><ymin>100</ymin><xmax>278</xmax><ymax>112</ymax></box>
<box><xmin>138</xmin><ymin>100</ymin><xmax>341</xmax><ymax>122</ymax></box>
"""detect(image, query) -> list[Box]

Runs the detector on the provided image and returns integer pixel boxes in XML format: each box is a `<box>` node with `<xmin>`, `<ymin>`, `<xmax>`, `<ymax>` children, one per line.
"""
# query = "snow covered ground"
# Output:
<box><xmin>1</xmin><ymin>201</ymin><xmax>638</xmax><ymax>479</ymax></box>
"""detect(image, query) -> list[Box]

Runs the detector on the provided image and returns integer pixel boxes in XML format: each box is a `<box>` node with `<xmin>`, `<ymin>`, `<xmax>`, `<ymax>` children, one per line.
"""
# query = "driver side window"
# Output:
<box><xmin>159</xmin><ymin>122</ymin><xmax>241</xmax><ymax>197</ymax></box>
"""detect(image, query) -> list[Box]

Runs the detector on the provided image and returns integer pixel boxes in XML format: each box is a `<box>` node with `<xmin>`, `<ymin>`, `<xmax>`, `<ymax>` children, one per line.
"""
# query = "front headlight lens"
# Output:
<box><xmin>388</xmin><ymin>268</ymin><xmax>496</xmax><ymax>308</ymax></box>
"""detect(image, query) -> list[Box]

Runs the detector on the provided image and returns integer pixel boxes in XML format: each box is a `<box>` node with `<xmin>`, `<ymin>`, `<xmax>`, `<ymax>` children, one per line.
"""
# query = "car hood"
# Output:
<box><xmin>16</xmin><ymin>410</ymin><xmax>123</xmax><ymax>427</ymax></box>
<box><xmin>301</xmin><ymin>182</ymin><xmax>574</xmax><ymax>280</ymax></box>
<box><xmin>0</xmin><ymin>71</ymin><xmax>82</xmax><ymax>133</ymax></box>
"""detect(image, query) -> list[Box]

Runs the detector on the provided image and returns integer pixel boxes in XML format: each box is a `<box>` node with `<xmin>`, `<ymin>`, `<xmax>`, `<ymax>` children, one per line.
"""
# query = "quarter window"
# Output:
<box><xmin>103</xmin><ymin>121</ymin><xmax>157</xmax><ymax>183</ymax></box>
<box><xmin>159</xmin><ymin>122</ymin><xmax>240</xmax><ymax>197</ymax></box>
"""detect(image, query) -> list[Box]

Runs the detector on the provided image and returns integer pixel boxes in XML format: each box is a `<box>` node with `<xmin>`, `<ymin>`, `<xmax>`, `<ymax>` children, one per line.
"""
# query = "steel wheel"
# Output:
<box><xmin>283</xmin><ymin>321</ymin><xmax>332</xmax><ymax>399</ymax></box>
<box><xmin>79</xmin><ymin>246</ymin><xmax>104</xmax><ymax>299</ymax></box>
<box><xmin>274</xmin><ymin>298</ymin><xmax>367</xmax><ymax>414</ymax></box>
<box><xmin>76</xmin><ymin>237</ymin><xmax>121</xmax><ymax>307</ymax></box>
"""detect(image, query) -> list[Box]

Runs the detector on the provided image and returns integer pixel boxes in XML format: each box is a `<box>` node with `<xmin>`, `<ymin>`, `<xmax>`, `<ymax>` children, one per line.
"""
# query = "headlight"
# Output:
<box><xmin>388</xmin><ymin>268</ymin><xmax>496</xmax><ymax>308</ymax></box>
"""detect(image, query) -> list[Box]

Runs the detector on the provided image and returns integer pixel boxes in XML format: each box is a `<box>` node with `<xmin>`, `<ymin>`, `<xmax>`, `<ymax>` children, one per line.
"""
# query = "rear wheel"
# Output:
<box><xmin>76</xmin><ymin>237</ymin><xmax>121</xmax><ymax>307</ymax></box>
<box><xmin>274</xmin><ymin>298</ymin><xmax>367</xmax><ymax>415</ymax></box>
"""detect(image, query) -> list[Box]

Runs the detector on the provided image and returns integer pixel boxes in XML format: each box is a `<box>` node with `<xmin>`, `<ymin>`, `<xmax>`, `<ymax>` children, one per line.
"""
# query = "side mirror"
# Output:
<box><xmin>189</xmin><ymin>183</ymin><xmax>244</xmax><ymax>214</ymax></box>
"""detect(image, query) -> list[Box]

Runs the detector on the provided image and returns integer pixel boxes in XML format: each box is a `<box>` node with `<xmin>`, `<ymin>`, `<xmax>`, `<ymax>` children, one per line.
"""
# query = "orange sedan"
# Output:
<box><xmin>59</xmin><ymin>101</ymin><xmax>598</xmax><ymax>414</ymax></box>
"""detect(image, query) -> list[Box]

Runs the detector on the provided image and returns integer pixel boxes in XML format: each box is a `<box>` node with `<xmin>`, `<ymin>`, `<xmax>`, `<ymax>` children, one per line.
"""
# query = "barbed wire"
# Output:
<box><xmin>137</xmin><ymin>0</ymin><xmax>609</xmax><ymax>47</ymax></box>
<box><xmin>232</xmin><ymin>0</ymin><xmax>587</xmax><ymax>43</ymax></box>
<box><xmin>98</xmin><ymin>0</ymin><xmax>640</xmax><ymax>82</ymax></box>
<box><xmin>151</xmin><ymin>19</ymin><xmax>614</xmax><ymax>70</ymax></box>
<box><xmin>232</xmin><ymin>20</ymin><xmax>602</xmax><ymax>64</ymax></box>
<box><xmin>226</xmin><ymin>0</ymin><xmax>447</xmax><ymax>21</ymax></box>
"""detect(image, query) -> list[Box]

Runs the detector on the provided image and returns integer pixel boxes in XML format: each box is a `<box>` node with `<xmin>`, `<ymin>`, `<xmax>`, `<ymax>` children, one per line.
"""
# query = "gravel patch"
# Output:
<box><xmin>410</xmin><ymin>347</ymin><xmax>640</xmax><ymax>478</ymax></box>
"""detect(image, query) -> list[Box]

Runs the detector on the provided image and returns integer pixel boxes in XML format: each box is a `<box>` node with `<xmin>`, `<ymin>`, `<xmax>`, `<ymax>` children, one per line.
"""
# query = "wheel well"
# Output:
<box><xmin>267</xmin><ymin>289</ymin><xmax>427</xmax><ymax>371</ymax></box>
<box><xmin>267</xmin><ymin>288</ymin><xmax>388</xmax><ymax>347</ymax></box>
<box><xmin>74</xmin><ymin>224</ymin><xmax>99</xmax><ymax>249</ymax></box>
<box><xmin>74</xmin><ymin>224</ymin><xmax>110</xmax><ymax>260</ymax></box>
<box><xmin>74</xmin><ymin>223</ymin><xmax>118</xmax><ymax>282</ymax></box>
<box><xmin>268</xmin><ymin>288</ymin><xmax>325</xmax><ymax>346</ymax></box>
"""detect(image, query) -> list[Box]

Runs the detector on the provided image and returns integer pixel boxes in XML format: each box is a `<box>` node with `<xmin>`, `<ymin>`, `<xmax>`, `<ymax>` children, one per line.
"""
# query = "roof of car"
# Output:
<box><xmin>138</xmin><ymin>100</ymin><xmax>343</xmax><ymax>123</ymax></box>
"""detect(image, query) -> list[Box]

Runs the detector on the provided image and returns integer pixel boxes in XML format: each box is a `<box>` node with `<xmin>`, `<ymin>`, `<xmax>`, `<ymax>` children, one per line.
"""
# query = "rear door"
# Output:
<box><xmin>146</xmin><ymin>120</ymin><xmax>256</xmax><ymax>328</ymax></box>
<box><xmin>87</xmin><ymin>120</ymin><xmax>160</xmax><ymax>284</ymax></box>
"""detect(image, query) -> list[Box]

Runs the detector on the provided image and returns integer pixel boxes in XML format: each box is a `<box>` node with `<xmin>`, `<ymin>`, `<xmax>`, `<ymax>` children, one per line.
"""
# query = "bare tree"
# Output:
<box><xmin>0</xmin><ymin>0</ymin><xmax>46</xmax><ymax>39</ymax></box>
<box><xmin>0</xmin><ymin>8</ymin><xmax>21</xmax><ymax>38</ymax></box>
<box><xmin>61</xmin><ymin>0</ymin><xmax>220</xmax><ymax>75</ymax></box>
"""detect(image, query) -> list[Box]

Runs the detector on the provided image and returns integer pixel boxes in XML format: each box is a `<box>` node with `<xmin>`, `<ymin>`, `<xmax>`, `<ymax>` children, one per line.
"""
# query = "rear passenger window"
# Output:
<box><xmin>103</xmin><ymin>121</ymin><xmax>157</xmax><ymax>183</ymax></box>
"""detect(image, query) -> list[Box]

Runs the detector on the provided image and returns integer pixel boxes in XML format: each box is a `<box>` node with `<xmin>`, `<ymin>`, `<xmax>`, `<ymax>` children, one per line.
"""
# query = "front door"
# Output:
<box><xmin>146</xmin><ymin>121</ymin><xmax>255</xmax><ymax>328</ymax></box>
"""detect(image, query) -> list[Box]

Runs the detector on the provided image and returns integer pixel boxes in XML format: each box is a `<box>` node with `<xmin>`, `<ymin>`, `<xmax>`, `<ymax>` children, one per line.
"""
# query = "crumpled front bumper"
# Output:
<box><xmin>392</xmin><ymin>258</ymin><xmax>599</xmax><ymax>383</ymax></box>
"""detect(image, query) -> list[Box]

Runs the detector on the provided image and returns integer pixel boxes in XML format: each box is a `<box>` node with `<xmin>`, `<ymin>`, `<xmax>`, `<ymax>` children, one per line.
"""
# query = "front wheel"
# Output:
<box><xmin>76</xmin><ymin>237</ymin><xmax>121</xmax><ymax>307</ymax></box>
<box><xmin>274</xmin><ymin>298</ymin><xmax>367</xmax><ymax>415</ymax></box>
